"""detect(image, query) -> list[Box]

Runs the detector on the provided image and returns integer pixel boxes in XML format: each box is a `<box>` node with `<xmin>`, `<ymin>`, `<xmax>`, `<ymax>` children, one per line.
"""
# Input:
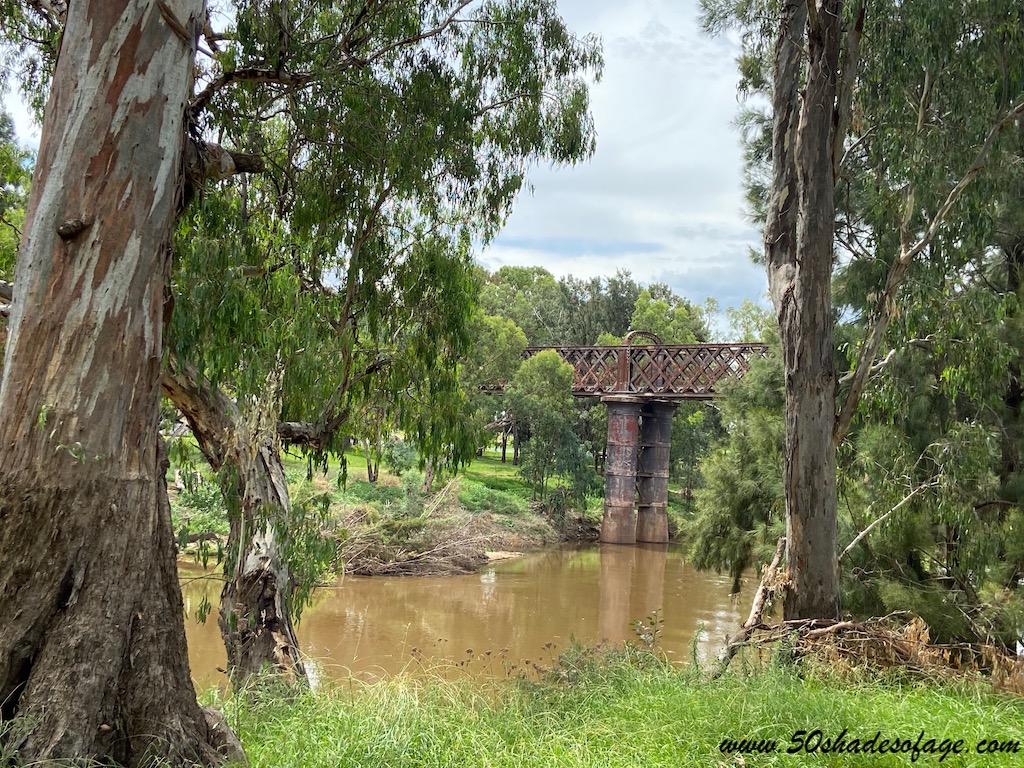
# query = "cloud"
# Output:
<box><xmin>657</xmin><ymin>260</ymin><xmax>768</xmax><ymax>310</ymax></box>
<box><xmin>496</xmin><ymin>236</ymin><xmax>664</xmax><ymax>257</ymax></box>
<box><xmin>1</xmin><ymin>90</ymin><xmax>40</xmax><ymax>147</ymax></box>
<box><xmin>478</xmin><ymin>0</ymin><xmax>766</xmax><ymax>318</ymax></box>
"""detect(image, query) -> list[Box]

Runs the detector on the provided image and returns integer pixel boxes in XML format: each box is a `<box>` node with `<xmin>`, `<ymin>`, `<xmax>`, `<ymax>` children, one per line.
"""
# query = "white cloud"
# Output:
<box><xmin>481</xmin><ymin>0</ymin><xmax>768</xmax><ymax>314</ymax></box>
<box><xmin>1</xmin><ymin>88</ymin><xmax>40</xmax><ymax>146</ymax></box>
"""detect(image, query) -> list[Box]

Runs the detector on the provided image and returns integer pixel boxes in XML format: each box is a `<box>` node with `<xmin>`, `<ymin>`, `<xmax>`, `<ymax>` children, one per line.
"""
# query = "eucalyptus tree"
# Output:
<box><xmin>628</xmin><ymin>287</ymin><xmax>705</xmax><ymax>344</ymax></box>
<box><xmin>823</xmin><ymin>1</ymin><xmax>1024</xmax><ymax>639</ymax></box>
<box><xmin>506</xmin><ymin>349</ymin><xmax>595</xmax><ymax>504</ymax></box>
<box><xmin>559</xmin><ymin>269</ymin><xmax>640</xmax><ymax>345</ymax></box>
<box><xmin>704</xmin><ymin>0</ymin><xmax>1024</xmax><ymax>622</ymax></box>
<box><xmin>164</xmin><ymin>0</ymin><xmax>602</xmax><ymax>682</ymax></box>
<box><xmin>459</xmin><ymin>309</ymin><xmax>528</xmax><ymax>460</ymax></box>
<box><xmin>0</xmin><ymin>1</ymin><xmax>242</xmax><ymax>764</ymax></box>
<box><xmin>755</xmin><ymin>0</ymin><xmax>846</xmax><ymax>620</ymax></box>
<box><xmin>480</xmin><ymin>265</ymin><xmax>572</xmax><ymax>346</ymax></box>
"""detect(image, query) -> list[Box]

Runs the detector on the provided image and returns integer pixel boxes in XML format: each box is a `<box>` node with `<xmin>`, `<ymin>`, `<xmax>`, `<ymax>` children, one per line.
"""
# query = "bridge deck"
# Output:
<box><xmin>488</xmin><ymin>343</ymin><xmax>769</xmax><ymax>400</ymax></box>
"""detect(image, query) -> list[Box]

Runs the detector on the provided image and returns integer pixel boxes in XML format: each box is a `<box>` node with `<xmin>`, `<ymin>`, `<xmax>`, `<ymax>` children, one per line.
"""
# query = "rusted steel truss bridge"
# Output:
<box><xmin>490</xmin><ymin>332</ymin><xmax>769</xmax><ymax>545</ymax></box>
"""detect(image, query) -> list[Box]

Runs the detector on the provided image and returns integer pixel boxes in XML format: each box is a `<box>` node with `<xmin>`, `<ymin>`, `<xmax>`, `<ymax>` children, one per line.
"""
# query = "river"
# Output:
<box><xmin>180</xmin><ymin>543</ymin><xmax>746</xmax><ymax>687</ymax></box>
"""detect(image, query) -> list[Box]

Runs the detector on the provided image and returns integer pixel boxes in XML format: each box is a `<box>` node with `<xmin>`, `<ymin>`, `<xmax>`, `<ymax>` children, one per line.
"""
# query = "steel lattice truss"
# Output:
<box><xmin>486</xmin><ymin>344</ymin><xmax>770</xmax><ymax>400</ymax></box>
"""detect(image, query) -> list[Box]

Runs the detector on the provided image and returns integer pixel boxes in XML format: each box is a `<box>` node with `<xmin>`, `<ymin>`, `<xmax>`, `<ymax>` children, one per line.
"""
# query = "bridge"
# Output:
<box><xmin>494</xmin><ymin>333</ymin><xmax>769</xmax><ymax>545</ymax></box>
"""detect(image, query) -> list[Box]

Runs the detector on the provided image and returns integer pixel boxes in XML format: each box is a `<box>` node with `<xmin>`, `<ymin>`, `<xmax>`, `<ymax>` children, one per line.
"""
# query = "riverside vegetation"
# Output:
<box><xmin>213</xmin><ymin>644</ymin><xmax>1024</xmax><ymax>768</ymax></box>
<box><xmin>169</xmin><ymin>443</ymin><xmax>603</xmax><ymax>580</ymax></box>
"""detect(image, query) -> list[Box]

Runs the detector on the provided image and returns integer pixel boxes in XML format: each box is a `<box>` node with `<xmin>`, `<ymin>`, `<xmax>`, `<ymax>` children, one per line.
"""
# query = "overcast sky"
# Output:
<box><xmin>482</xmin><ymin>0</ymin><xmax>768</xmax><ymax>317</ymax></box>
<box><xmin>3</xmin><ymin>0</ymin><xmax>768</xmax><ymax>318</ymax></box>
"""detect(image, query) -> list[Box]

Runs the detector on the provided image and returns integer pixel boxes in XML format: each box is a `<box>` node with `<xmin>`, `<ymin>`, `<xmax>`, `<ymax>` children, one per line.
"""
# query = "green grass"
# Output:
<box><xmin>219</xmin><ymin>652</ymin><xmax>1024</xmax><ymax>768</ymax></box>
<box><xmin>337</xmin><ymin>479</ymin><xmax>406</xmax><ymax>505</ymax></box>
<box><xmin>458</xmin><ymin>478</ymin><xmax>530</xmax><ymax>516</ymax></box>
<box><xmin>463</xmin><ymin>454</ymin><xmax>531</xmax><ymax>496</ymax></box>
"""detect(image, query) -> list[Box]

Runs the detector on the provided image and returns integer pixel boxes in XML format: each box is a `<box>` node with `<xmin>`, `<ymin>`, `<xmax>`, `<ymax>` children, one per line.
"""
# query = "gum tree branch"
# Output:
<box><xmin>834</xmin><ymin>96</ymin><xmax>1024</xmax><ymax>446</ymax></box>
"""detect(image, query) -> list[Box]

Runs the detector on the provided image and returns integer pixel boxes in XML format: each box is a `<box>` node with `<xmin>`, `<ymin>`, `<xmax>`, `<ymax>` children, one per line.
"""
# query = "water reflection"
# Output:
<box><xmin>180</xmin><ymin>544</ymin><xmax>745</xmax><ymax>688</ymax></box>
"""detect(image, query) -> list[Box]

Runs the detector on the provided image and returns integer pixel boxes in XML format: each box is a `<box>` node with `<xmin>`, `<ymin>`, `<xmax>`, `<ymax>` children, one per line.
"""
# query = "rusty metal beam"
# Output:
<box><xmin>480</xmin><ymin>343</ymin><xmax>770</xmax><ymax>399</ymax></box>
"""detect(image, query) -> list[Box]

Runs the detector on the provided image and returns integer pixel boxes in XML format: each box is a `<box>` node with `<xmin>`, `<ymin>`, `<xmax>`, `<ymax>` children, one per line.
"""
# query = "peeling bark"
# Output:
<box><xmin>0</xmin><ymin>1</ymin><xmax>240</xmax><ymax>764</ymax></box>
<box><xmin>163</xmin><ymin>363</ymin><xmax>307</xmax><ymax>685</ymax></box>
<box><xmin>765</xmin><ymin>0</ymin><xmax>841</xmax><ymax>621</ymax></box>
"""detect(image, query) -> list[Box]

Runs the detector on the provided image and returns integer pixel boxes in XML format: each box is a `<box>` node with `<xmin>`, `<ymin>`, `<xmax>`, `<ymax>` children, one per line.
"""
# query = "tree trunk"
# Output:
<box><xmin>164</xmin><ymin>364</ymin><xmax>307</xmax><ymax>685</ymax></box>
<box><xmin>765</xmin><ymin>0</ymin><xmax>841</xmax><ymax>621</ymax></box>
<box><xmin>0</xmin><ymin>2</ymin><xmax>240</xmax><ymax>764</ymax></box>
<box><xmin>423</xmin><ymin>456</ymin><xmax>436</xmax><ymax>492</ymax></box>
<box><xmin>365</xmin><ymin>438</ymin><xmax>380</xmax><ymax>482</ymax></box>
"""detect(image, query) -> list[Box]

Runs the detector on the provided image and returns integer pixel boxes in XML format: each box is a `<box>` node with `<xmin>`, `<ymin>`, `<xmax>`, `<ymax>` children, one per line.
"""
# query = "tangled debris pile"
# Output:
<box><xmin>714</xmin><ymin>538</ymin><xmax>1024</xmax><ymax>693</ymax></box>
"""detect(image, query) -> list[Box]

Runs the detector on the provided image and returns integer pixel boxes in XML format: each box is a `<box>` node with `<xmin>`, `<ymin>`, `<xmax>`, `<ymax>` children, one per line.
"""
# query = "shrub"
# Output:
<box><xmin>382</xmin><ymin>438</ymin><xmax>418</xmax><ymax>476</ymax></box>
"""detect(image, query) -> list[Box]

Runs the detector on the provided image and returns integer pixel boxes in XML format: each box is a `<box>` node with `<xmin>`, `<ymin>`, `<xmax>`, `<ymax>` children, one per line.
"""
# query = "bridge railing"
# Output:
<box><xmin>535</xmin><ymin>343</ymin><xmax>769</xmax><ymax>399</ymax></box>
<box><xmin>484</xmin><ymin>343</ymin><xmax>770</xmax><ymax>400</ymax></box>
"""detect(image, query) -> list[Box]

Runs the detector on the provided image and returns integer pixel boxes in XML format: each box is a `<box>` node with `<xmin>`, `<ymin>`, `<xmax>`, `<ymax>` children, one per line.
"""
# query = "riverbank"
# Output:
<box><xmin>217</xmin><ymin>648</ymin><xmax>1024</xmax><ymax>767</ymax></box>
<box><xmin>172</xmin><ymin>452</ymin><xmax>604</xmax><ymax>577</ymax></box>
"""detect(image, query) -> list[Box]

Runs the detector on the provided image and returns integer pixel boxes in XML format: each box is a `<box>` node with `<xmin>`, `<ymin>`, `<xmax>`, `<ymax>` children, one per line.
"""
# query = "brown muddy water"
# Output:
<box><xmin>179</xmin><ymin>544</ymin><xmax>746</xmax><ymax>688</ymax></box>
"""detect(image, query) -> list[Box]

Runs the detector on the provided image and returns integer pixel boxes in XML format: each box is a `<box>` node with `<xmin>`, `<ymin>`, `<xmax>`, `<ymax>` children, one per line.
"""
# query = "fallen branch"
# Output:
<box><xmin>707</xmin><ymin>611</ymin><xmax>1024</xmax><ymax>693</ymax></box>
<box><xmin>712</xmin><ymin>537</ymin><xmax>788</xmax><ymax>678</ymax></box>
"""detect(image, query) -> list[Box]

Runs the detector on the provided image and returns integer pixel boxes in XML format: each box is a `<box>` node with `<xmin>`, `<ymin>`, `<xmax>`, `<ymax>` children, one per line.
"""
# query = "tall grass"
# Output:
<box><xmin>220</xmin><ymin>649</ymin><xmax>1024</xmax><ymax>767</ymax></box>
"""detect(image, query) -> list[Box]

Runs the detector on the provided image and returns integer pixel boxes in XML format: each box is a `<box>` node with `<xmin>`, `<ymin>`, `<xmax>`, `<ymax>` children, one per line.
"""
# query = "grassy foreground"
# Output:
<box><xmin>217</xmin><ymin>649</ymin><xmax>1024</xmax><ymax>768</ymax></box>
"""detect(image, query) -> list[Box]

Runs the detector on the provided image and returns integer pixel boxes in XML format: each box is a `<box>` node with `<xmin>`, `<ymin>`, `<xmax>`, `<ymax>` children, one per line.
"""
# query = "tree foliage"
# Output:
<box><xmin>507</xmin><ymin>349</ymin><xmax>595</xmax><ymax>504</ymax></box>
<box><xmin>0</xmin><ymin>110</ymin><xmax>28</xmax><ymax>281</ymax></box>
<box><xmin>689</xmin><ymin>348</ymin><xmax>784</xmax><ymax>594</ymax></box>
<box><xmin>156</xmin><ymin>0</ymin><xmax>604</xmax><ymax>680</ymax></box>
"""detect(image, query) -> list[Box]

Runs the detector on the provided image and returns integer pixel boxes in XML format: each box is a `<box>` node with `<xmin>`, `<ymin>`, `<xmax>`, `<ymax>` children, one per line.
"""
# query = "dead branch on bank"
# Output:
<box><xmin>715</xmin><ymin>605</ymin><xmax>1024</xmax><ymax>694</ymax></box>
<box><xmin>335</xmin><ymin>489</ymin><xmax>495</xmax><ymax>576</ymax></box>
<box><xmin>340</xmin><ymin>531</ymin><xmax>491</xmax><ymax>577</ymax></box>
<box><xmin>713</xmin><ymin>536</ymin><xmax>788</xmax><ymax>678</ymax></box>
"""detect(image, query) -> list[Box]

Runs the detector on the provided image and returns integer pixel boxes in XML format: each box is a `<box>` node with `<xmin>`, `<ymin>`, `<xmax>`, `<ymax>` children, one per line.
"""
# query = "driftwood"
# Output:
<box><xmin>713</xmin><ymin>536</ymin><xmax>789</xmax><ymax>678</ymax></box>
<box><xmin>341</xmin><ymin>534</ymin><xmax>490</xmax><ymax>576</ymax></box>
<box><xmin>711</xmin><ymin>534</ymin><xmax>1024</xmax><ymax>694</ymax></box>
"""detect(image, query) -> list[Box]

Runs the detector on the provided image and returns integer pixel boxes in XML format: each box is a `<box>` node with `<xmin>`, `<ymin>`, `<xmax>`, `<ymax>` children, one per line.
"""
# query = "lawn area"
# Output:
<box><xmin>462</xmin><ymin>452</ymin><xmax>530</xmax><ymax>496</ymax></box>
<box><xmin>222</xmin><ymin>650</ymin><xmax>1024</xmax><ymax>768</ymax></box>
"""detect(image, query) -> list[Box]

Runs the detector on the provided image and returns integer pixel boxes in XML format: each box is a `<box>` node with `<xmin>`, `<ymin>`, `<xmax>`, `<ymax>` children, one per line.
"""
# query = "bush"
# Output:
<box><xmin>172</xmin><ymin>479</ymin><xmax>230</xmax><ymax>538</ymax></box>
<box><xmin>382</xmin><ymin>438</ymin><xmax>418</xmax><ymax>476</ymax></box>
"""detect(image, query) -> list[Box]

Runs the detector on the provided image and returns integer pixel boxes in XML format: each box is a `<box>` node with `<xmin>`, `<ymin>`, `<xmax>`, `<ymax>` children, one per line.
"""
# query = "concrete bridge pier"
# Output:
<box><xmin>636</xmin><ymin>401</ymin><xmax>676</xmax><ymax>543</ymax></box>
<box><xmin>600</xmin><ymin>397</ymin><xmax>643</xmax><ymax>544</ymax></box>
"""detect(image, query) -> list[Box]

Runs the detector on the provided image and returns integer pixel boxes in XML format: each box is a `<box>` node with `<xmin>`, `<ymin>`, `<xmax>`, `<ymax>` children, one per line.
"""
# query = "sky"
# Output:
<box><xmin>479</xmin><ymin>0</ymin><xmax>769</xmax><ymax>315</ymax></box>
<box><xmin>2</xmin><ymin>0</ymin><xmax>768</xmax><ymax>318</ymax></box>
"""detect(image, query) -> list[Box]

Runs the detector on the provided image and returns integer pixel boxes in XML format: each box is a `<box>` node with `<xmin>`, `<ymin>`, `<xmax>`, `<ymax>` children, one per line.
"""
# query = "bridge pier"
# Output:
<box><xmin>636</xmin><ymin>401</ymin><xmax>676</xmax><ymax>543</ymax></box>
<box><xmin>599</xmin><ymin>398</ymin><xmax>676</xmax><ymax>544</ymax></box>
<box><xmin>600</xmin><ymin>397</ymin><xmax>643</xmax><ymax>544</ymax></box>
